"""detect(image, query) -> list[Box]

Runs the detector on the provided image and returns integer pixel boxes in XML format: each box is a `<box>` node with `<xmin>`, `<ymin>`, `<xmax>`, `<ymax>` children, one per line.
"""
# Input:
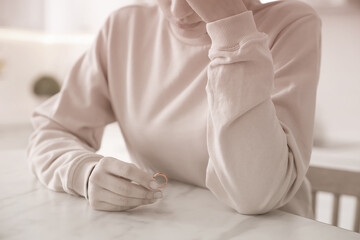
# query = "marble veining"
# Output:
<box><xmin>1</xmin><ymin>149</ymin><xmax>360</xmax><ymax>240</ymax></box>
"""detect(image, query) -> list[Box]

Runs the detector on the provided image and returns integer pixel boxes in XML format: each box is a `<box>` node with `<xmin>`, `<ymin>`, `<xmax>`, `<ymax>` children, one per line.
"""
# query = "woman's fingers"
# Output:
<box><xmin>101</xmin><ymin>157</ymin><xmax>159</xmax><ymax>190</ymax></box>
<box><xmin>90</xmin><ymin>201</ymin><xmax>139</xmax><ymax>212</ymax></box>
<box><xmin>88</xmin><ymin>157</ymin><xmax>164</xmax><ymax>212</ymax></box>
<box><xmin>91</xmin><ymin>187</ymin><xmax>157</xmax><ymax>207</ymax></box>
<box><xmin>91</xmin><ymin>172</ymin><xmax>162</xmax><ymax>200</ymax></box>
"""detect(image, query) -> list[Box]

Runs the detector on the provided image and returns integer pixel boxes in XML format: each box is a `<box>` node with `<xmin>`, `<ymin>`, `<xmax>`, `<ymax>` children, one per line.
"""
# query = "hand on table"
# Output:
<box><xmin>88</xmin><ymin>157</ymin><xmax>163</xmax><ymax>211</ymax></box>
<box><xmin>185</xmin><ymin>0</ymin><xmax>248</xmax><ymax>23</ymax></box>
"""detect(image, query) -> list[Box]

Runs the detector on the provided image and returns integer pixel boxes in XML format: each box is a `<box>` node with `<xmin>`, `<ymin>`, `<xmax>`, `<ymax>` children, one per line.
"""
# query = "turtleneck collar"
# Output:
<box><xmin>157</xmin><ymin>0</ymin><xmax>263</xmax><ymax>46</ymax></box>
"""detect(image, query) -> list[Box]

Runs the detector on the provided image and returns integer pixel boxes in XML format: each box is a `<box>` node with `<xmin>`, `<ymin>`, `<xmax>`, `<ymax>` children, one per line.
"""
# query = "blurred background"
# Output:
<box><xmin>0</xmin><ymin>0</ymin><xmax>359</xmax><ymax>231</ymax></box>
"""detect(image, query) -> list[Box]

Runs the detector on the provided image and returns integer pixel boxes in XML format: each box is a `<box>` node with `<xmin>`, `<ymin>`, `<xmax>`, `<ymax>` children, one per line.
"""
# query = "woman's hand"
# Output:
<box><xmin>185</xmin><ymin>0</ymin><xmax>248</xmax><ymax>23</ymax></box>
<box><xmin>88</xmin><ymin>157</ymin><xmax>163</xmax><ymax>211</ymax></box>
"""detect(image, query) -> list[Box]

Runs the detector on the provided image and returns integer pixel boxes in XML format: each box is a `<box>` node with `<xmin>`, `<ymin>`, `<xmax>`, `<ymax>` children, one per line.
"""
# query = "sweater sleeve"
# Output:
<box><xmin>204</xmin><ymin>10</ymin><xmax>322</xmax><ymax>214</ymax></box>
<box><xmin>26</xmin><ymin>15</ymin><xmax>116</xmax><ymax>199</ymax></box>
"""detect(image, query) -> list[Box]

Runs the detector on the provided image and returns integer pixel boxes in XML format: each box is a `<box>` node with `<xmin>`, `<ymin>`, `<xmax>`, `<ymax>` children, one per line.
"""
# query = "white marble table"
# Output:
<box><xmin>1</xmin><ymin>149</ymin><xmax>360</xmax><ymax>240</ymax></box>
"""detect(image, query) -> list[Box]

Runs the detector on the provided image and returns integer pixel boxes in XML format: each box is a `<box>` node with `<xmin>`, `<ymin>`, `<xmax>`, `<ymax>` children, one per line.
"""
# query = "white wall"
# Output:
<box><xmin>0</xmin><ymin>0</ymin><xmax>147</xmax><ymax>33</ymax></box>
<box><xmin>314</xmin><ymin>5</ymin><xmax>360</xmax><ymax>144</ymax></box>
<box><xmin>44</xmin><ymin>0</ymin><xmax>148</xmax><ymax>33</ymax></box>
<box><xmin>0</xmin><ymin>0</ymin><xmax>45</xmax><ymax>30</ymax></box>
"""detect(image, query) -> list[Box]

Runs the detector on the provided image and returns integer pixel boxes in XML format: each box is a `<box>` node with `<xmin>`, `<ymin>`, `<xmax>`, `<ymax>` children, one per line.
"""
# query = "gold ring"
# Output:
<box><xmin>153</xmin><ymin>172</ymin><xmax>168</xmax><ymax>188</ymax></box>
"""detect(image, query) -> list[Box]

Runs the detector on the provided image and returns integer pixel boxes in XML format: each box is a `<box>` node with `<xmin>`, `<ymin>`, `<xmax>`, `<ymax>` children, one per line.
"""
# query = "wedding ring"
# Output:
<box><xmin>153</xmin><ymin>172</ymin><xmax>168</xmax><ymax>188</ymax></box>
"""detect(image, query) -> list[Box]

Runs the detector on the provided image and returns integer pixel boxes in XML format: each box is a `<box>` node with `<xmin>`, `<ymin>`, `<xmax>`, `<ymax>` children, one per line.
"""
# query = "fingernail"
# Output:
<box><xmin>154</xmin><ymin>191</ymin><xmax>163</xmax><ymax>199</ymax></box>
<box><xmin>149</xmin><ymin>180</ymin><xmax>158</xmax><ymax>190</ymax></box>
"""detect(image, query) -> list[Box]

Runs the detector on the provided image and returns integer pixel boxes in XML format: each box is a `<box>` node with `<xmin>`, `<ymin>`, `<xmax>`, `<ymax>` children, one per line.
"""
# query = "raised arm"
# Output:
<box><xmin>187</xmin><ymin>0</ymin><xmax>322</xmax><ymax>214</ymax></box>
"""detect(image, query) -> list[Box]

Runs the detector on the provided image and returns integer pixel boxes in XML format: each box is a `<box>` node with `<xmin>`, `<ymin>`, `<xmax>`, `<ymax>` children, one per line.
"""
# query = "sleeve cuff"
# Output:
<box><xmin>206</xmin><ymin>11</ymin><xmax>259</xmax><ymax>49</ymax></box>
<box><xmin>69</xmin><ymin>156</ymin><xmax>102</xmax><ymax>200</ymax></box>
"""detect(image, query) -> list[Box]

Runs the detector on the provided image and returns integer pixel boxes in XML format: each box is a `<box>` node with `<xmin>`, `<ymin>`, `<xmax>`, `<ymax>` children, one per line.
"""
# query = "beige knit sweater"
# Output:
<box><xmin>27</xmin><ymin>0</ymin><xmax>322</xmax><ymax>218</ymax></box>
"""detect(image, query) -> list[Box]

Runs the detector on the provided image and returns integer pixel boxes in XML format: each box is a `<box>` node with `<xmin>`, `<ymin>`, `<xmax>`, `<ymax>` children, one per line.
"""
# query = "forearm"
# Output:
<box><xmin>27</xmin><ymin>112</ymin><xmax>104</xmax><ymax>199</ymax></box>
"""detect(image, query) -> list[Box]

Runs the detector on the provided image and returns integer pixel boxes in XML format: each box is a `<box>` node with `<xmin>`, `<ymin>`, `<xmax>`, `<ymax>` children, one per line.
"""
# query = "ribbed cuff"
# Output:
<box><xmin>70</xmin><ymin>156</ymin><xmax>102</xmax><ymax>200</ymax></box>
<box><xmin>206</xmin><ymin>11</ymin><xmax>259</xmax><ymax>49</ymax></box>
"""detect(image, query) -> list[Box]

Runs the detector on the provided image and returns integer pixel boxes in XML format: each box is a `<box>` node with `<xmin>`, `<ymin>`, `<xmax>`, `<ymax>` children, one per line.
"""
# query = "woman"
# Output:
<box><xmin>26</xmin><ymin>0</ymin><xmax>322</xmax><ymax>218</ymax></box>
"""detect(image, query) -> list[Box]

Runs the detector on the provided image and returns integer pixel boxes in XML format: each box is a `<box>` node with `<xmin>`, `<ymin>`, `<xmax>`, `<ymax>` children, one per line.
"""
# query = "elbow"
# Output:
<box><xmin>206</xmin><ymin>177</ymin><xmax>287</xmax><ymax>215</ymax></box>
<box><xmin>26</xmin><ymin>135</ymin><xmax>59</xmax><ymax>190</ymax></box>
<box><xmin>218</xmin><ymin>180</ymin><xmax>303</xmax><ymax>215</ymax></box>
<box><xmin>26</xmin><ymin>137</ymin><xmax>40</xmax><ymax>178</ymax></box>
<box><xmin>225</xmin><ymin>186</ymin><xmax>281</xmax><ymax>215</ymax></box>
<box><xmin>205</xmin><ymin>149</ymin><xmax>304</xmax><ymax>215</ymax></box>
<box><xmin>229</xmin><ymin>195</ymin><xmax>278</xmax><ymax>215</ymax></box>
<box><xmin>26</xmin><ymin>149</ymin><xmax>64</xmax><ymax>193</ymax></box>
